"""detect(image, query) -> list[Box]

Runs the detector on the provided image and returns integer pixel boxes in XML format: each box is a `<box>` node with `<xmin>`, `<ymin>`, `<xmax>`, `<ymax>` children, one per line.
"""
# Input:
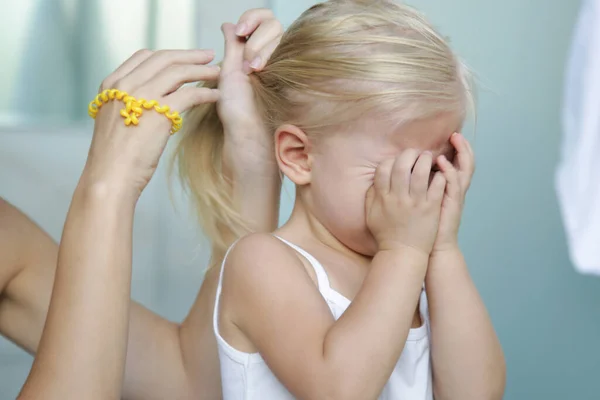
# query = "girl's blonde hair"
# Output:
<box><xmin>174</xmin><ymin>0</ymin><xmax>474</xmax><ymax>262</ymax></box>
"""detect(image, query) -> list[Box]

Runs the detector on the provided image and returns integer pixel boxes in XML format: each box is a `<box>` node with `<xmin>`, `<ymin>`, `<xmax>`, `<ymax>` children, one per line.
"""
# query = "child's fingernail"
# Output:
<box><xmin>250</xmin><ymin>56</ymin><xmax>262</xmax><ymax>69</ymax></box>
<box><xmin>236</xmin><ymin>23</ymin><xmax>248</xmax><ymax>36</ymax></box>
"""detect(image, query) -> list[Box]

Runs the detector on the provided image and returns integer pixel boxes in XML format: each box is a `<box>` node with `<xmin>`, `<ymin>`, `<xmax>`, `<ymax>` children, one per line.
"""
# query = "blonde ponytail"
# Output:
<box><xmin>173</xmin><ymin>79</ymin><xmax>252</xmax><ymax>263</ymax></box>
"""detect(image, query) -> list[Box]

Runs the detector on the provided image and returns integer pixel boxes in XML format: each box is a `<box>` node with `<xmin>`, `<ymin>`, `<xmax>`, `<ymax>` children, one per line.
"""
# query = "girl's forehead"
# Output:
<box><xmin>327</xmin><ymin>112</ymin><xmax>463</xmax><ymax>158</ymax></box>
<box><xmin>388</xmin><ymin>112</ymin><xmax>463</xmax><ymax>151</ymax></box>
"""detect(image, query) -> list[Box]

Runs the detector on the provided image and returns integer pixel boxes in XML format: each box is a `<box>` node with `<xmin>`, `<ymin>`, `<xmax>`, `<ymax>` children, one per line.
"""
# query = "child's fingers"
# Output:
<box><xmin>450</xmin><ymin>133</ymin><xmax>475</xmax><ymax>177</ymax></box>
<box><xmin>409</xmin><ymin>152</ymin><xmax>433</xmax><ymax>201</ymax></box>
<box><xmin>373</xmin><ymin>158</ymin><xmax>395</xmax><ymax>195</ymax></box>
<box><xmin>464</xmin><ymin>135</ymin><xmax>474</xmax><ymax>157</ymax></box>
<box><xmin>437</xmin><ymin>155</ymin><xmax>460</xmax><ymax>199</ymax></box>
<box><xmin>243</xmin><ymin>19</ymin><xmax>283</xmax><ymax>69</ymax></box>
<box><xmin>391</xmin><ymin>149</ymin><xmax>420</xmax><ymax>198</ymax></box>
<box><xmin>427</xmin><ymin>171</ymin><xmax>446</xmax><ymax>204</ymax></box>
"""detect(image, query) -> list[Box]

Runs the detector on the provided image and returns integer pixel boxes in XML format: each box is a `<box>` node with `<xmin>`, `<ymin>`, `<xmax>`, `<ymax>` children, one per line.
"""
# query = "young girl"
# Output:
<box><xmin>177</xmin><ymin>1</ymin><xmax>505</xmax><ymax>399</ymax></box>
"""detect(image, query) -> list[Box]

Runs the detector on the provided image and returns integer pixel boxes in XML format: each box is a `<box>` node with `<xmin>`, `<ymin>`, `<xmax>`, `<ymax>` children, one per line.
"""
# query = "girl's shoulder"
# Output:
<box><xmin>223</xmin><ymin>233</ymin><xmax>307</xmax><ymax>285</ymax></box>
<box><xmin>219</xmin><ymin>233</ymin><xmax>327</xmax><ymax>333</ymax></box>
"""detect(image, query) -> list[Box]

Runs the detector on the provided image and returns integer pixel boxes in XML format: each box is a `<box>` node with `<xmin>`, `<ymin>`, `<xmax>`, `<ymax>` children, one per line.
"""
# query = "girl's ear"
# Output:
<box><xmin>275</xmin><ymin>124</ymin><xmax>313</xmax><ymax>185</ymax></box>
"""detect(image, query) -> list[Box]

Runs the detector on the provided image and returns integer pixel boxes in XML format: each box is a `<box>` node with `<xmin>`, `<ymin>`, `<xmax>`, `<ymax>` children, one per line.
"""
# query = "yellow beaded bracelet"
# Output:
<box><xmin>88</xmin><ymin>89</ymin><xmax>183</xmax><ymax>135</ymax></box>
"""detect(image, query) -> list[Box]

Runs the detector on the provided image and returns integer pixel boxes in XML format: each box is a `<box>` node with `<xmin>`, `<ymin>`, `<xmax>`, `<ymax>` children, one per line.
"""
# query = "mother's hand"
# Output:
<box><xmin>84</xmin><ymin>49</ymin><xmax>220</xmax><ymax>198</ymax></box>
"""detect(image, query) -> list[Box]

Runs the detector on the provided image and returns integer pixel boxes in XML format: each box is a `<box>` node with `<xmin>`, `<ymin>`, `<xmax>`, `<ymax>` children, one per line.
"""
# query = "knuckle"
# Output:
<box><xmin>154</xmin><ymin>49</ymin><xmax>171</xmax><ymax>60</ymax></box>
<box><xmin>134</xmin><ymin>91</ymin><xmax>151</xmax><ymax>102</ymax></box>
<box><xmin>245</xmin><ymin>42</ymin><xmax>260</xmax><ymax>55</ymax></box>
<box><xmin>99</xmin><ymin>78</ymin><xmax>113</xmax><ymax>92</ymax></box>
<box><xmin>247</xmin><ymin>8</ymin><xmax>271</xmax><ymax>19</ymax></box>
<box><xmin>239</xmin><ymin>9</ymin><xmax>253</xmax><ymax>20</ymax></box>
<box><xmin>134</xmin><ymin>48</ymin><xmax>152</xmax><ymax>57</ymax></box>
<box><xmin>113</xmin><ymin>79</ymin><xmax>130</xmax><ymax>92</ymax></box>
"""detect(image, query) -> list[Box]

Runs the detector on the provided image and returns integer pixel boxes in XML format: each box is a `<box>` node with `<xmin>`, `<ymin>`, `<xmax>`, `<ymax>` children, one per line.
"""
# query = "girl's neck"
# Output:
<box><xmin>276</xmin><ymin>197</ymin><xmax>370</xmax><ymax>265</ymax></box>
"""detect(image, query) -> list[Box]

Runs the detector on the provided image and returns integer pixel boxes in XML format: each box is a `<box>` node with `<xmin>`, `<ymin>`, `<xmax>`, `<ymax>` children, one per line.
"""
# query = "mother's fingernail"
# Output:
<box><xmin>250</xmin><ymin>56</ymin><xmax>262</xmax><ymax>69</ymax></box>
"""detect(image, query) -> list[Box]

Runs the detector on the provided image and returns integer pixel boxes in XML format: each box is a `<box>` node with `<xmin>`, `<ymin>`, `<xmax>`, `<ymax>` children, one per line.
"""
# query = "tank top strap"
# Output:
<box><xmin>213</xmin><ymin>240</ymin><xmax>239</xmax><ymax>336</ymax></box>
<box><xmin>273</xmin><ymin>235</ymin><xmax>332</xmax><ymax>297</ymax></box>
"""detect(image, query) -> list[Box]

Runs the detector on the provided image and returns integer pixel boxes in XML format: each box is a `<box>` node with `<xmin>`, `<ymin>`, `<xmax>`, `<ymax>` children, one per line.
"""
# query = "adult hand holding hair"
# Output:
<box><xmin>86</xmin><ymin>49</ymin><xmax>221</xmax><ymax>199</ymax></box>
<box><xmin>176</xmin><ymin>10</ymin><xmax>284</xmax><ymax>262</ymax></box>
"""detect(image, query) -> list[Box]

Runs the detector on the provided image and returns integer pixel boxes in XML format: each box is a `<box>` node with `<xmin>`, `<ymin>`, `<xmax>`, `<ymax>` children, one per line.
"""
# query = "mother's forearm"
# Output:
<box><xmin>19</xmin><ymin>179</ymin><xmax>138</xmax><ymax>400</ymax></box>
<box><xmin>234</xmin><ymin>167</ymin><xmax>281</xmax><ymax>232</ymax></box>
<box><xmin>216</xmin><ymin>132</ymin><xmax>281</xmax><ymax>259</ymax></box>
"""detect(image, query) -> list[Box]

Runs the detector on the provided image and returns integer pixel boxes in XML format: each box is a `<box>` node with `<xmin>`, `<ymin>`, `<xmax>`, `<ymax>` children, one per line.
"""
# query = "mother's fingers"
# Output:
<box><xmin>243</xmin><ymin>18</ymin><xmax>283</xmax><ymax>68</ymax></box>
<box><xmin>221</xmin><ymin>23</ymin><xmax>246</xmax><ymax>75</ymax></box>
<box><xmin>99</xmin><ymin>49</ymin><xmax>154</xmax><ymax>92</ymax></box>
<box><xmin>117</xmin><ymin>49</ymin><xmax>216</xmax><ymax>93</ymax></box>
<box><xmin>235</xmin><ymin>8</ymin><xmax>277</xmax><ymax>36</ymax></box>
<box><xmin>138</xmin><ymin>64</ymin><xmax>221</xmax><ymax>98</ymax></box>
<box><xmin>249</xmin><ymin>38</ymin><xmax>281</xmax><ymax>71</ymax></box>
<box><xmin>165</xmin><ymin>86</ymin><xmax>220</xmax><ymax>113</ymax></box>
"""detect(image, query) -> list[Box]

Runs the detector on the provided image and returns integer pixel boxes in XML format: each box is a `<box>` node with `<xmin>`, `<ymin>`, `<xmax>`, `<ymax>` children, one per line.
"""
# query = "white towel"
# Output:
<box><xmin>556</xmin><ymin>0</ymin><xmax>600</xmax><ymax>275</ymax></box>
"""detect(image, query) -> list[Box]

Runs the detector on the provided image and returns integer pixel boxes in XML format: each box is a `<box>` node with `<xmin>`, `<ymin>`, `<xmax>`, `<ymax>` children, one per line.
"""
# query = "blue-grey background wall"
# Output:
<box><xmin>1</xmin><ymin>1</ymin><xmax>599</xmax><ymax>399</ymax></box>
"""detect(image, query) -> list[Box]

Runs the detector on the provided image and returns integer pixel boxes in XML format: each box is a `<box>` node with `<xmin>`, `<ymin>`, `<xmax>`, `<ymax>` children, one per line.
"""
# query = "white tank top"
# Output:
<box><xmin>213</xmin><ymin>236</ymin><xmax>433</xmax><ymax>399</ymax></box>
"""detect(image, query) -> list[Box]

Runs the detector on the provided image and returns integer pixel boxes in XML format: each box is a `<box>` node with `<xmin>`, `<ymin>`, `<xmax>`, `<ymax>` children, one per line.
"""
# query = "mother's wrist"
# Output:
<box><xmin>76</xmin><ymin>169</ymin><xmax>141</xmax><ymax>207</ymax></box>
<box><xmin>223</xmin><ymin>143</ymin><xmax>279</xmax><ymax>178</ymax></box>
